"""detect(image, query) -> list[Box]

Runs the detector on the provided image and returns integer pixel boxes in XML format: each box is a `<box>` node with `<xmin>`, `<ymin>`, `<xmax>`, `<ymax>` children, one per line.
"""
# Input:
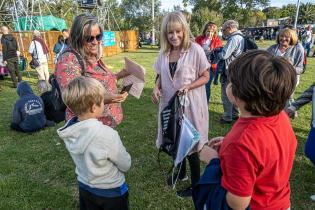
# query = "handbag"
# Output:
<box><xmin>29</xmin><ymin>41</ymin><xmax>40</xmax><ymax>69</ymax></box>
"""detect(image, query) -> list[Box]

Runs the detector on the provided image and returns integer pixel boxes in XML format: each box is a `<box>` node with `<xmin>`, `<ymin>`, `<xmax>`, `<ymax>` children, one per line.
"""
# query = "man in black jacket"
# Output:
<box><xmin>1</xmin><ymin>26</ymin><xmax>21</xmax><ymax>87</ymax></box>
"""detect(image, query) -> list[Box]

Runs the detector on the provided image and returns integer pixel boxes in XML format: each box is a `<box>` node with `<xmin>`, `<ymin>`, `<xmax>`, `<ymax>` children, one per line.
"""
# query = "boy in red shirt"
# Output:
<box><xmin>200</xmin><ymin>50</ymin><xmax>297</xmax><ymax>210</ymax></box>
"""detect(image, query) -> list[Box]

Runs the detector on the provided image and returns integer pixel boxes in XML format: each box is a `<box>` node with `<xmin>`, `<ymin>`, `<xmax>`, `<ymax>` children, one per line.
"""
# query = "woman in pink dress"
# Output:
<box><xmin>152</xmin><ymin>11</ymin><xmax>210</xmax><ymax>197</ymax></box>
<box><xmin>54</xmin><ymin>14</ymin><xmax>129</xmax><ymax>128</ymax></box>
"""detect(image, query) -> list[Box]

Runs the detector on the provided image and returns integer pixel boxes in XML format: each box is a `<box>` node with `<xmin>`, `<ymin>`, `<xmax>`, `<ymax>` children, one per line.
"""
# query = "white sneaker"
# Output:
<box><xmin>310</xmin><ymin>194</ymin><xmax>315</xmax><ymax>201</ymax></box>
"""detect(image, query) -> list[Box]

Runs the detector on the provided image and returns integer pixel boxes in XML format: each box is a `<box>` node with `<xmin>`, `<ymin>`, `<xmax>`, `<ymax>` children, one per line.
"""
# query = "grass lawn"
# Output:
<box><xmin>0</xmin><ymin>41</ymin><xmax>314</xmax><ymax>210</ymax></box>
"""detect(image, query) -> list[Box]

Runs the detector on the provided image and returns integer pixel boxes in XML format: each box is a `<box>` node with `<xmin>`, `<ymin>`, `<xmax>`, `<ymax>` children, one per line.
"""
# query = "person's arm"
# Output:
<box><xmin>152</xmin><ymin>52</ymin><xmax>163</xmax><ymax>103</ymax></box>
<box><xmin>106</xmin><ymin>131</ymin><xmax>131</xmax><ymax>172</ymax></box>
<box><xmin>2</xmin><ymin>39</ymin><xmax>8</xmax><ymax>62</ymax></box>
<box><xmin>115</xmin><ymin>68</ymin><xmax>130</xmax><ymax>80</ymax></box>
<box><xmin>12</xmin><ymin>104</ymin><xmax>21</xmax><ymax>124</ymax></box>
<box><xmin>293</xmin><ymin>45</ymin><xmax>304</xmax><ymax>75</ymax></box>
<box><xmin>179</xmin><ymin>70</ymin><xmax>209</xmax><ymax>92</ymax></box>
<box><xmin>291</xmin><ymin>84</ymin><xmax>314</xmax><ymax>110</ymax></box>
<box><xmin>151</xmin><ymin>75</ymin><xmax>161</xmax><ymax>104</ymax></box>
<box><xmin>218</xmin><ymin>36</ymin><xmax>240</xmax><ymax>60</ymax></box>
<box><xmin>226</xmin><ymin>192</ymin><xmax>251</xmax><ymax>210</ymax></box>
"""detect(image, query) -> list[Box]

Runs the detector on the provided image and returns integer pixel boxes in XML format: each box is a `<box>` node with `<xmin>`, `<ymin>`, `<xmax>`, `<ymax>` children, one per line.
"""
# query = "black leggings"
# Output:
<box><xmin>177</xmin><ymin>152</ymin><xmax>200</xmax><ymax>187</ymax></box>
<box><xmin>79</xmin><ymin>187</ymin><xmax>129</xmax><ymax>210</ymax></box>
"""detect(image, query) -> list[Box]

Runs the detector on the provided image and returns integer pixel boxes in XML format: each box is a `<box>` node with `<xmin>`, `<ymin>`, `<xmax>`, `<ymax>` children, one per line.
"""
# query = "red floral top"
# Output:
<box><xmin>54</xmin><ymin>52</ymin><xmax>123</xmax><ymax>128</ymax></box>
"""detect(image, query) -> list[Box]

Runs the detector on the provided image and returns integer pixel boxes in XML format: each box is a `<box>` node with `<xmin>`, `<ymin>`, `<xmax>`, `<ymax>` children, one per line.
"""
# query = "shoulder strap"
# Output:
<box><xmin>62</xmin><ymin>48</ymin><xmax>86</xmax><ymax>75</ymax></box>
<box><xmin>33</xmin><ymin>41</ymin><xmax>38</xmax><ymax>59</ymax></box>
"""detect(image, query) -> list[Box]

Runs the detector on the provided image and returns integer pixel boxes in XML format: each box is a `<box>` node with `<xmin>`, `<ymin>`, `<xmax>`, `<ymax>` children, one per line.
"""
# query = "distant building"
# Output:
<box><xmin>266</xmin><ymin>17</ymin><xmax>291</xmax><ymax>27</ymax></box>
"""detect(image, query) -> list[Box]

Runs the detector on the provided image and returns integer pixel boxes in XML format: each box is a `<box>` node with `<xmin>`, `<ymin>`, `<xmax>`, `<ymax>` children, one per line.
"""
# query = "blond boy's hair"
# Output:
<box><xmin>62</xmin><ymin>76</ymin><xmax>106</xmax><ymax>116</ymax></box>
<box><xmin>160</xmin><ymin>11</ymin><xmax>191</xmax><ymax>53</ymax></box>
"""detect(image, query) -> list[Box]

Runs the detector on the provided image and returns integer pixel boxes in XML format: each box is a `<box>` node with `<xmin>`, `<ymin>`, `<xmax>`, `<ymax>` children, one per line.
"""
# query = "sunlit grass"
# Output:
<box><xmin>0</xmin><ymin>44</ymin><xmax>314</xmax><ymax>209</ymax></box>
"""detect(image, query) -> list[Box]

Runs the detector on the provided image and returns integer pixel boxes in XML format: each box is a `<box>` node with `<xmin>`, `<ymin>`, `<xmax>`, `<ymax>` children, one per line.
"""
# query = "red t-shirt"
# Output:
<box><xmin>220</xmin><ymin>111</ymin><xmax>297</xmax><ymax>210</ymax></box>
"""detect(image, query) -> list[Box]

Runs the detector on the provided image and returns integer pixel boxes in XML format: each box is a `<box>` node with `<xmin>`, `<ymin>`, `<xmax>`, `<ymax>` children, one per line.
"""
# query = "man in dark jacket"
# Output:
<box><xmin>1</xmin><ymin>26</ymin><xmax>21</xmax><ymax>87</ymax></box>
<box><xmin>11</xmin><ymin>81</ymin><xmax>47</xmax><ymax>132</ymax></box>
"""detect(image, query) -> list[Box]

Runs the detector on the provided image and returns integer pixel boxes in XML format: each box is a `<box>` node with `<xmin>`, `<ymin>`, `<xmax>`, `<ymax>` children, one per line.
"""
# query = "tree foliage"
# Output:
<box><xmin>190</xmin><ymin>7</ymin><xmax>223</xmax><ymax>36</ymax></box>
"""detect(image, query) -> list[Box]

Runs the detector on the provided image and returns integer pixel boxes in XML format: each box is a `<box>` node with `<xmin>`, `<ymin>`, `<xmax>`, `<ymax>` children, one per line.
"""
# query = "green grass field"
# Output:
<box><xmin>0</xmin><ymin>41</ymin><xmax>314</xmax><ymax>210</ymax></box>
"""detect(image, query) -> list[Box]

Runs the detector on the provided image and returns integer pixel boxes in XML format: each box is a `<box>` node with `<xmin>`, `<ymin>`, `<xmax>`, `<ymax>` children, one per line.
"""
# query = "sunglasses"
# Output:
<box><xmin>84</xmin><ymin>34</ymin><xmax>103</xmax><ymax>43</ymax></box>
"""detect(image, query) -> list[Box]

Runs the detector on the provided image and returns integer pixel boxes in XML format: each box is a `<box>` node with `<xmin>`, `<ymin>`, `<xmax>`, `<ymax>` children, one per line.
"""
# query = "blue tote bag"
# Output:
<box><xmin>304</xmin><ymin>86</ymin><xmax>315</xmax><ymax>165</ymax></box>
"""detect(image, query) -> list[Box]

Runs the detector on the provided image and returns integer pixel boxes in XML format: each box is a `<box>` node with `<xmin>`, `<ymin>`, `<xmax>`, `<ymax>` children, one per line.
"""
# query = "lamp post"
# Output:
<box><xmin>294</xmin><ymin>0</ymin><xmax>301</xmax><ymax>29</ymax></box>
<box><xmin>151</xmin><ymin>0</ymin><xmax>155</xmax><ymax>45</ymax></box>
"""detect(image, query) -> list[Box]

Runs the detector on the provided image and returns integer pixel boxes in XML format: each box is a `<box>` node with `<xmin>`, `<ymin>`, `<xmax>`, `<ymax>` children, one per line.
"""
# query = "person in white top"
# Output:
<box><xmin>302</xmin><ymin>25</ymin><xmax>313</xmax><ymax>57</ymax></box>
<box><xmin>28</xmin><ymin>30</ymin><xmax>49</xmax><ymax>81</ymax></box>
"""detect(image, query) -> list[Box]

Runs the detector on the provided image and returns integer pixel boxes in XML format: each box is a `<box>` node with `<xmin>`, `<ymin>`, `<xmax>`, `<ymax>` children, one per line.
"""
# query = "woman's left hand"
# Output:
<box><xmin>105</xmin><ymin>92</ymin><xmax>129</xmax><ymax>104</ymax></box>
<box><xmin>115</xmin><ymin>68</ymin><xmax>130</xmax><ymax>80</ymax></box>
<box><xmin>178</xmin><ymin>85</ymin><xmax>190</xmax><ymax>94</ymax></box>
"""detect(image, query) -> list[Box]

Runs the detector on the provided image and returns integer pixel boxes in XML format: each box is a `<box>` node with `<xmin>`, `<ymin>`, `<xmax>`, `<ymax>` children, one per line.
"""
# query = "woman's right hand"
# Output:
<box><xmin>104</xmin><ymin>92</ymin><xmax>129</xmax><ymax>104</ymax></box>
<box><xmin>151</xmin><ymin>86</ymin><xmax>161</xmax><ymax>104</ymax></box>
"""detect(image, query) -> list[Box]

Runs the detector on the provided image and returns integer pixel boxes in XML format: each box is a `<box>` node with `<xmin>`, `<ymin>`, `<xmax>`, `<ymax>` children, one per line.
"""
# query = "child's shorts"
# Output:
<box><xmin>79</xmin><ymin>187</ymin><xmax>129</xmax><ymax>210</ymax></box>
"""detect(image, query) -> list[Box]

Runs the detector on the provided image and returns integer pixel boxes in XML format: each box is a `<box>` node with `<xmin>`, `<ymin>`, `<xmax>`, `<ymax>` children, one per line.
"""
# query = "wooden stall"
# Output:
<box><xmin>11</xmin><ymin>30</ymin><xmax>139</xmax><ymax>70</ymax></box>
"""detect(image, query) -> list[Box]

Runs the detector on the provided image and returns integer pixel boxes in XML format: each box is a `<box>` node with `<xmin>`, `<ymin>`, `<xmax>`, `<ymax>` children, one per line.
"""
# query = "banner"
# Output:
<box><xmin>102</xmin><ymin>31</ymin><xmax>116</xmax><ymax>47</ymax></box>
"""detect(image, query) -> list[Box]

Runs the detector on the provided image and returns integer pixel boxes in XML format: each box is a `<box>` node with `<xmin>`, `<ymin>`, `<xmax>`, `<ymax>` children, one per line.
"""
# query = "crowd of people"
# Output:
<box><xmin>0</xmin><ymin>10</ymin><xmax>314</xmax><ymax>210</ymax></box>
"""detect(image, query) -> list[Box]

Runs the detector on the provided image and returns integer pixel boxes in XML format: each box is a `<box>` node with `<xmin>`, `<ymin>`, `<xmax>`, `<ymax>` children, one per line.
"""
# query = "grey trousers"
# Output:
<box><xmin>220</xmin><ymin>74</ymin><xmax>239</xmax><ymax>121</ymax></box>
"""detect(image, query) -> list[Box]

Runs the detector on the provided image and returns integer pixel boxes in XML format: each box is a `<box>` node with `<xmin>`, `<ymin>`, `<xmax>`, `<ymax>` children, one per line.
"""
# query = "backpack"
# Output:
<box><xmin>242</xmin><ymin>35</ymin><xmax>258</xmax><ymax>52</ymax></box>
<box><xmin>46</xmin><ymin>48</ymin><xmax>86</xmax><ymax>114</ymax></box>
<box><xmin>230</xmin><ymin>33</ymin><xmax>258</xmax><ymax>52</ymax></box>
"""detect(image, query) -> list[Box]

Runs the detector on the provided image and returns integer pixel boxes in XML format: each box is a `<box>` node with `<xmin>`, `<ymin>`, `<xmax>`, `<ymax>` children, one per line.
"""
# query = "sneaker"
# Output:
<box><xmin>310</xmin><ymin>194</ymin><xmax>315</xmax><ymax>201</ymax></box>
<box><xmin>167</xmin><ymin>174</ymin><xmax>188</xmax><ymax>186</ymax></box>
<box><xmin>176</xmin><ymin>187</ymin><xmax>192</xmax><ymax>198</ymax></box>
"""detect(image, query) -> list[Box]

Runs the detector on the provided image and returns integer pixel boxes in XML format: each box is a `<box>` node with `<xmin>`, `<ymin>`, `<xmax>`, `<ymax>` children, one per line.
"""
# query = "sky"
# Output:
<box><xmin>160</xmin><ymin>0</ymin><xmax>314</xmax><ymax>11</ymax></box>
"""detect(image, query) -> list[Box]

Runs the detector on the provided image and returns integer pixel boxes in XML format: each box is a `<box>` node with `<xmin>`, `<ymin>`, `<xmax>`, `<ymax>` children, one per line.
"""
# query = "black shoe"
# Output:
<box><xmin>167</xmin><ymin>174</ymin><xmax>188</xmax><ymax>186</ymax></box>
<box><xmin>176</xmin><ymin>187</ymin><xmax>192</xmax><ymax>198</ymax></box>
<box><xmin>219</xmin><ymin>117</ymin><xmax>232</xmax><ymax>124</ymax></box>
<box><xmin>232</xmin><ymin>115</ymin><xmax>239</xmax><ymax>121</ymax></box>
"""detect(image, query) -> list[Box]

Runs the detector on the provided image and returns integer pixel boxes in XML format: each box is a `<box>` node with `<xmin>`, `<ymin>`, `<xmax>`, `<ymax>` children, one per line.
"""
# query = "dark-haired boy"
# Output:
<box><xmin>200</xmin><ymin>50</ymin><xmax>297</xmax><ymax>210</ymax></box>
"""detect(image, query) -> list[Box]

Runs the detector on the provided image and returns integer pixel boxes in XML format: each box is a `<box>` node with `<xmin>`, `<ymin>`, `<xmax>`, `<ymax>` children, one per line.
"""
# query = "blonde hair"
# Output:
<box><xmin>62</xmin><ymin>76</ymin><xmax>107</xmax><ymax>116</ymax></box>
<box><xmin>160</xmin><ymin>11</ymin><xmax>191</xmax><ymax>53</ymax></box>
<box><xmin>277</xmin><ymin>28</ymin><xmax>298</xmax><ymax>46</ymax></box>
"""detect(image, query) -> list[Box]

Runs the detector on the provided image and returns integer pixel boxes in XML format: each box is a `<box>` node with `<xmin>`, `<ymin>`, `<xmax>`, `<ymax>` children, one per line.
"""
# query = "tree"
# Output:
<box><xmin>190</xmin><ymin>7</ymin><xmax>223</xmax><ymax>36</ymax></box>
<box><xmin>183</xmin><ymin>0</ymin><xmax>221</xmax><ymax>12</ymax></box>
<box><xmin>120</xmin><ymin>0</ymin><xmax>161</xmax><ymax>32</ymax></box>
<box><xmin>262</xmin><ymin>7</ymin><xmax>282</xmax><ymax>19</ymax></box>
<box><xmin>249</xmin><ymin>10</ymin><xmax>266</xmax><ymax>26</ymax></box>
<box><xmin>298</xmin><ymin>3</ymin><xmax>315</xmax><ymax>24</ymax></box>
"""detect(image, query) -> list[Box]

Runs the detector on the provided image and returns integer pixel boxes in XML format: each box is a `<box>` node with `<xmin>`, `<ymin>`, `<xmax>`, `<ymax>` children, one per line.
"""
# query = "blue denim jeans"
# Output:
<box><xmin>205</xmin><ymin>70</ymin><xmax>215</xmax><ymax>103</ymax></box>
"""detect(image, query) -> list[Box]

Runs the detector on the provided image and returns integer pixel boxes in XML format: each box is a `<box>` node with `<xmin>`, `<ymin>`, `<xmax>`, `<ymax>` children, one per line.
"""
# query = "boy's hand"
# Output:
<box><xmin>199</xmin><ymin>145</ymin><xmax>219</xmax><ymax>165</ymax></box>
<box><xmin>285</xmin><ymin>106</ymin><xmax>297</xmax><ymax>119</ymax></box>
<box><xmin>207</xmin><ymin>136</ymin><xmax>224</xmax><ymax>152</ymax></box>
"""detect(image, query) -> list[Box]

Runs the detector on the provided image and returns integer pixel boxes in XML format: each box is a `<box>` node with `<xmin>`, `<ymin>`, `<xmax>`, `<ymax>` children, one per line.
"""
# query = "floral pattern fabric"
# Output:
<box><xmin>54</xmin><ymin>52</ymin><xmax>123</xmax><ymax>128</ymax></box>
